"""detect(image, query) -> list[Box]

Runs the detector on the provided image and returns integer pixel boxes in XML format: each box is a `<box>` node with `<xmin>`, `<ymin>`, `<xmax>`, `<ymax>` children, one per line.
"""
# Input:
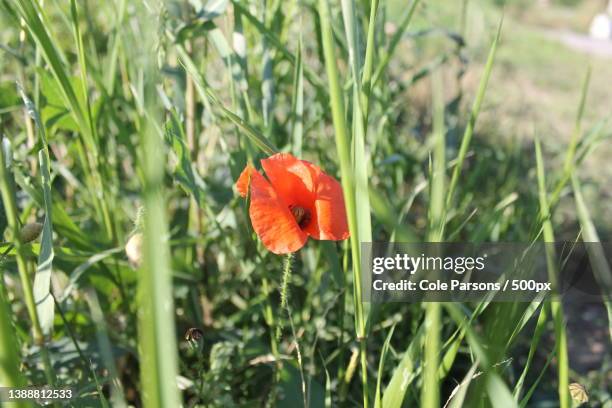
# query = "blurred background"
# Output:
<box><xmin>389</xmin><ymin>0</ymin><xmax>612</xmax><ymax>231</ymax></box>
<box><xmin>0</xmin><ymin>0</ymin><xmax>611</xmax><ymax>406</ymax></box>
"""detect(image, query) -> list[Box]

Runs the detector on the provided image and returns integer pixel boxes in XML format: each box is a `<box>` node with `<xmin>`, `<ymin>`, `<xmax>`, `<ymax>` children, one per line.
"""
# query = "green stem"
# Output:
<box><xmin>535</xmin><ymin>139</ymin><xmax>570</xmax><ymax>408</ymax></box>
<box><xmin>280</xmin><ymin>253</ymin><xmax>294</xmax><ymax>311</ymax></box>
<box><xmin>318</xmin><ymin>0</ymin><xmax>368</xmax><ymax>405</ymax></box>
<box><xmin>0</xmin><ymin>137</ymin><xmax>55</xmax><ymax>386</ymax></box>
<box><xmin>135</xmin><ymin>3</ymin><xmax>182</xmax><ymax>406</ymax></box>
<box><xmin>360</xmin><ymin>0</ymin><xmax>378</xmax><ymax>118</ymax></box>
<box><xmin>422</xmin><ymin>72</ymin><xmax>446</xmax><ymax>408</ymax></box>
<box><xmin>0</xmin><ymin>284</ymin><xmax>29</xmax><ymax>408</ymax></box>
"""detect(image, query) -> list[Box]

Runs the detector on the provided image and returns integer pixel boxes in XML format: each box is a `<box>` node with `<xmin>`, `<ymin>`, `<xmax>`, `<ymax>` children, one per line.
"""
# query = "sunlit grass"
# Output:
<box><xmin>0</xmin><ymin>0</ymin><xmax>610</xmax><ymax>406</ymax></box>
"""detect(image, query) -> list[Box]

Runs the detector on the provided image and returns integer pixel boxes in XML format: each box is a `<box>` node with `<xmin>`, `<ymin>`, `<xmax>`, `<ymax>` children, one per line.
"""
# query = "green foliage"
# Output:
<box><xmin>0</xmin><ymin>0</ymin><xmax>609</xmax><ymax>406</ymax></box>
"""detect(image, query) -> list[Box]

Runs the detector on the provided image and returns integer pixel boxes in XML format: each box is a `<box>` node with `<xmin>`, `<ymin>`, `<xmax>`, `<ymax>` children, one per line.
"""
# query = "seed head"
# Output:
<box><xmin>19</xmin><ymin>222</ymin><xmax>43</xmax><ymax>243</ymax></box>
<box><xmin>125</xmin><ymin>233</ymin><xmax>143</xmax><ymax>268</ymax></box>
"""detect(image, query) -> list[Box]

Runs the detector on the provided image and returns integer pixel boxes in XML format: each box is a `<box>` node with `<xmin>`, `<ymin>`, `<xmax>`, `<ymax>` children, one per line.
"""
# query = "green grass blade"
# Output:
<box><xmin>549</xmin><ymin>68</ymin><xmax>591</xmax><ymax>207</ymax></box>
<box><xmin>513</xmin><ymin>305</ymin><xmax>548</xmax><ymax>400</ymax></box>
<box><xmin>232</xmin><ymin>1</ymin><xmax>327</xmax><ymax>95</ymax></box>
<box><xmin>360</xmin><ymin>0</ymin><xmax>378</xmax><ymax>116</ymax></box>
<box><xmin>571</xmin><ymin>174</ymin><xmax>612</xmax><ymax>340</ymax></box>
<box><xmin>341</xmin><ymin>0</ymin><xmax>373</xmax><ymax>332</ymax></box>
<box><xmin>446</xmin><ymin>18</ymin><xmax>502</xmax><ymax>208</ymax></box>
<box><xmin>374</xmin><ymin>324</ymin><xmax>396</xmax><ymax>408</ymax></box>
<box><xmin>562</xmin><ymin>67</ymin><xmax>591</xmax><ymax>177</ymax></box>
<box><xmin>12</xmin><ymin>0</ymin><xmax>95</xmax><ymax>151</ymax></box>
<box><xmin>535</xmin><ymin>138</ymin><xmax>570</xmax><ymax>408</ymax></box>
<box><xmin>318</xmin><ymin>0</ymin><xmax>368</xmax><ymax>406</ymax></box>
<box><xmin>446</xmin><ymin>361</ymin><xmax>478</xmax><ymax>408</ymax></box>
<box><xmin>372</xmin><ymin>0</ymin><xmax>420</xmax><ymax>86</ymax></box>
<box><xmin>133</xmin><ymin>3</ymin><xmax>182</xmax><ymax>406</ymax></box>
<box><xmin>176</xmin><ymin>46</ymin><xmax>277</xmax><ymax>155</ymax></box>
<box><xmin>18</xmin><ymin>88</ymin><xmax>55</xmax><ymax>337</ymax></box>
<box><xmin>444</xmin><ymin>304</ymin><xmax>518</xmax><ymax>408</ymax></box>
<box><xmin>422</xmin><ymin>72</ymin><xmax>446</xmax><ymax>408</ymax></box>
<box><xmin>84</xmin><ymin>288</ymin><xmax>127</xmax><ymax>407</ymax></box>
<box><xmin>261</xmin><ymin>4</ymin><xmax>274</xmax><ymax>129</ymax></box>
<box><xmin>104</xmin><ymin>0</ymin><xmax>127</xmax><ymax>93</ymax></box>
<box><xmin>324</xmin><ymin>363</ymin><xmax>332</xmax><ymax>408</ymax></box>
<box><xmin>382</xmin><ymin>325</ymin><xmax>425</xmax><ymax>408</ymax></box>
<box><xmin>32</xmin><ymin>148</ymin><xmax>55</xmax><ymax>337</ymax></box>
<box><xmin>519</xmin><ymin>352</ymin><xmax>554</xmax><ymax>408</ymax></box>
<box><xmin>486</xmin><ymin>376</ymin><xmax>518</xmax><ymax>408</ymax></box>
<box><xmin>14</xmin><ymin>0</ymin><xmax>114</xmax><ymax>240</ymax></box>
<box><xmin>0</xmin><ymin>288</ymin><xmax>29</xmax><ymax>406</ymax></box>
<box><xmin>291</xmin><ymin>36</ymin><xmax>304</xmax><ymax>156</ymax></box>
<box><xmin>2</xmin><ymin>147</ymin><xmax>54</xmax><ymax>392</ymax></box>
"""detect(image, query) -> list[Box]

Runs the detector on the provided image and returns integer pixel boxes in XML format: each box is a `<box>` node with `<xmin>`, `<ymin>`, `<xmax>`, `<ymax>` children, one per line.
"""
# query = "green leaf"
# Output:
<box><xmin>375</xmin><ymin>324</ymin><xmax>396</xmax><ymax>408</ymax></box>
<box><xmin>446</xmin><ymin>18</ymin><xmax>502</xmax><ymax>208</ymax></box>
<box><xmin>84</xmin><ymin>288</ymin><xmax>127</xmax><ymax>407</ymax></box>
<box><xmin>572</xmin><ymin>175</ymin><xmax>612</xmax><ymax>340</ymax></box>
<box><xmin>164</xmin><ymin>112</ymin><xmax>205</xmax><ymax>204</ymax></box>
<box><xmin>0</xmin><ymin>289</ymin><xmax>28</xmax><ymax>403</ymax></box>
<box><xmin>535</xmin><ymin>138</ymin><xmax>570</xmax><ymax>408</ymax></box>
<box><xmin>18</xmin><ymin>86</ymin><xmax>55</xmax><ymax>337</ymax></box>
<box><xmin>177</xmin><ymin>45</ymin><xmax>277</xmax><ymax>155</ymax></box>
<box><xmin>447</xmin><ymin>361</ymin><xmax>478</xmax><ymax>408</ymax></box>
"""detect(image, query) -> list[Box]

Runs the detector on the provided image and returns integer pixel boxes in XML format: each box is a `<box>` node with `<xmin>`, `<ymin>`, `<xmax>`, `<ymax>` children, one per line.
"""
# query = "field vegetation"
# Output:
<box><xmin>0</xmin><ymin>0</ymin><xmax>610</xmax><ymax>407</ymax></box>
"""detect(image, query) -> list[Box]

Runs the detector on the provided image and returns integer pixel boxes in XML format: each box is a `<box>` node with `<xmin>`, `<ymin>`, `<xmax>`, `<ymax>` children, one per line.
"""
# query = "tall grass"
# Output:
<box><xmin>0</xmin><ymin>0</ymin><xmax>610</xmax><ymax>406</ymax></box>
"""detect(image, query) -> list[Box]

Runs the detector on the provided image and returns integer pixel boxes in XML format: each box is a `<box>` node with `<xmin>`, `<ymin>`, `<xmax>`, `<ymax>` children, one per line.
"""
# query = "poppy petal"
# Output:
<box><xmin>236</xmin><ymin>164</ymin><xmax>255</xmax><ymax>197</ymax></box>
<box><xmin>261</xmin><ymin>153</ymin><xmax>317</xmax><ymax>208</ymax></box>
<box><xmin>310</xmin><ymin>170</ymin><xmax>350</xmax><ymax>240</ymax></box>
<box><xmin>248</xmin><ymin>168</ymin><xmax>308</xmax><ymax>254</ymax></box>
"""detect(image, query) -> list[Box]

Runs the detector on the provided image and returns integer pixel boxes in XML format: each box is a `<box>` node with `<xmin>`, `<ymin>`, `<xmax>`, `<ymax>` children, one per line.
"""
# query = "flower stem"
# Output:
<box><xmin>277</xmin><ymin>253</ymin><xmax>294</xmax><ymax>340</ymax></box>
<box><xmin>280</xmin><ymin>253</ymin><xmax>294</xmax><ymax>311</ymax></box>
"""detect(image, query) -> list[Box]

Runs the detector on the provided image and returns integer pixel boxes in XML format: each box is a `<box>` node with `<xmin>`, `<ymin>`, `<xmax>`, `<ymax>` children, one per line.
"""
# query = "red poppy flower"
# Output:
<box><xmin>236</xmin><ymin>153</ymin><xmax>350</xmax><ymax>254</ymax></box>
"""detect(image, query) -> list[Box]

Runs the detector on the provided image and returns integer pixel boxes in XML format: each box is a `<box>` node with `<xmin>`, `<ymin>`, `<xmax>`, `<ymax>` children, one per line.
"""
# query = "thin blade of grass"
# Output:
<box><xmin>261</xmin><ymin>2</ymin><xmax>275</xmax><ymax>129</ymax></box>
<box><xmin>445</xmin><ymin>361</ymin><xmax>478</xmax><ymax>408</ymax></box>
<box><xmin>519</xmin><ymin>352</ymin><xmax>554</xmax><ymax>408</ymax></box>
<box><xmin>549</xmin><ymin>68</ymin><xmax>591</xmax><ymax>207</ymax></box>
<box><xmin>318</xmin><ymin>0</ymin><xmax>368</xmax><ymax>406</ymax></box>
<box><xmin>60</xmin><ymin>247</ymin><xmax>123</xmax><ymax>302</ymax></box>
<box><xmin>535</xmin><ymin>138</ymin><xmax>570</xmax><ymax>408</ymax></box>
<box><xmin>360</xmin><ymin>0</ymin><xmax>378</xmax><ymax>116</ymax></box>
<box><xmin>422</xmin><ymin>71</ymin><xmax>446</xmax><ymax>408</ymax></box>
<box><xmin>132</xmin><ymin>3</ymin><xmax>182</xmax><ymax>406</ymax></box>
<box><xmin>513</xmin><ymin>304</ymin><xmax>548</xmax><ymax>400</ymax></box>
<box><xmin>33</xmin><ymin>149</ymin><xmax>55</xmax><ymax>337</ymax></box>
<box><xmin>571</xmin><ymin>174</ymin><xmax>612</xmax><ymax>340</ymax></box>
<box><xmin>232</xmin><ymin>1</ymin><xmax>327</xmax><ymax>95</ymax></box>
<box><xmin>444</xmin><ymin>303</ymin><xmax>518</xmax><ymax>408</ymax></box>
<box><xmin>374</xmin><ymin>324</ymin><xmax>396</xmax><ymax>408</ymax></box>
<box><xmin>382</xmin><ymin>325</ymin><xmax>425</xmax><ymax>408</ymax></box>
<box><xmin>84</xmin><ymin>288</ymin><xmax>127</xmax><ymax>408</ymax></box>
<box><xmin>18</xmin><ymin>88</ymin><xmax>55</xmax><ymax>337</ymax></box>
<box><xmin>14</xmin><ymin>0</ymin><xmax>114</xmax><ymax>241</ymax></box>
<box><xmin>371</xmin><ymin>0</ymin><xmax>420</xmax><ymax>86</ymax></box>
<box><xmin>0</xmin><ymin>288</ymin><xmax>28</xmax><ymax>403</ymax></box>
<box><xmin>446</xmin><ymin>18</ymin><xmax>502</xmax><ymax>208</ymax></box>
<box><xmin>176</xmin><ymin>46</ymin><xmax>277</xmax><ymax>155</ymax></box>
<box><xmin>341</xmin><ymin>0</ymin><xmax>373</xmax><ymax>338</ymax></box>
<box><xmin>291</xmin><ymin>37</ymin><xmax>304</xmax><ymax>156</ymax></box>
<box><xmin>12</xmin><ymin>0</ymin><xmax>88</xmax><ymax>135</ymax></box>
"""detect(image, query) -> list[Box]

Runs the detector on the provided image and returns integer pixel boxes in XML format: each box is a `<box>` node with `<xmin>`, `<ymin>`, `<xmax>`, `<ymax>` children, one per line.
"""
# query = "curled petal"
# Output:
<box><xmin>248</xmin><ymin>169</ymin><xmax>308</xmax><ymax>254</ymax></box>
<box><xmin>236</xmin><ymin>164</ymin><xmax>255</xmax><ymax>197</ymax></box>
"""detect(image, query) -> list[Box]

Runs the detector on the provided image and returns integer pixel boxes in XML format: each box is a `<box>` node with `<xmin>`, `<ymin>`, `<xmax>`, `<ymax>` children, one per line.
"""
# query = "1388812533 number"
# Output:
<box><xmin>0</xmin><ymin>387</ymin><xmax>74</xmax><ymax>402</ymax></box>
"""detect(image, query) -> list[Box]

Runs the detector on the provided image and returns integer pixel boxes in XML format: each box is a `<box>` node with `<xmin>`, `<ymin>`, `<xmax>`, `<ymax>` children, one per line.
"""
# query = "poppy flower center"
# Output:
<box><xmin>290</xmin><ymin>205</ymin><xmax>311</xmax><ymax>229</ymax></box>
